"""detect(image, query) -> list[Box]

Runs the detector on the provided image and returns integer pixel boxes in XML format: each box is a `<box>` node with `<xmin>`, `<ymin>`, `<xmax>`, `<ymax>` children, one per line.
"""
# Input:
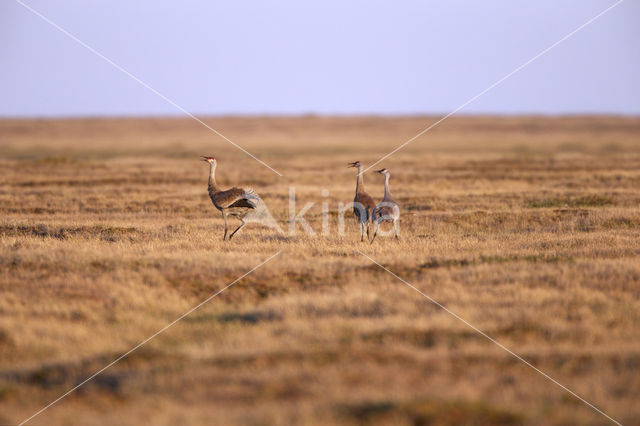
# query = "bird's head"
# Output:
<box><xmin>376</xmin><ymin>168</ymin><xmax>389</xmax><ymax>175</ymax></box>
<box><xmin>201</xmin><ymin>156</ymin><xmax>216</xmax><ymax>164</ymax></box>
<box><xmin>348</xmin><ymin>161</ymin><xmax>361</xmax><ymax>168</ymax></box>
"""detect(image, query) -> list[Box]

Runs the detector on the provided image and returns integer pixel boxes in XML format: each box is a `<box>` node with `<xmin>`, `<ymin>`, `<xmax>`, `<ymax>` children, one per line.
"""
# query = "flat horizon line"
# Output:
<box><xmin>1</xmin><ymin>112</ymin><xmax>640</xmax><ymax>121</ymax></box>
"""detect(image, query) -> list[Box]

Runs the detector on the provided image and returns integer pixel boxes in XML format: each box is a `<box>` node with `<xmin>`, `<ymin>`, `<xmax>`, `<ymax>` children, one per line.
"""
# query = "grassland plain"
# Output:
<box><xmin>0</xmin><ymin>115</ymin><xmax>639</xmax><ymax>425</ymax></box>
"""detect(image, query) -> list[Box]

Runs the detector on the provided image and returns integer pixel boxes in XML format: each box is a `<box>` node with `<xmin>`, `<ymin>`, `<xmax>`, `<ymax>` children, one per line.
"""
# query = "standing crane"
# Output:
<box><xmin>348</xmin><ymin>161</ymin><xmax>376</xmax><ymax>242</ymax></box>
<box><xmin>371</xmin><ymin>168</ymin><xmax>400</xmax><ymax>243</ymax></box>
<box><xmin>202</xmin><ymin>156</ymin><xmax>262</xmax><ymax>240</ymax></box>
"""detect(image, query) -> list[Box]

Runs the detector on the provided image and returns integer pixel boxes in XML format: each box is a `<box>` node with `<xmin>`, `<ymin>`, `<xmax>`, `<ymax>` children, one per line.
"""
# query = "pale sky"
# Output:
<box><xmin>1</xmin><ymin>0</ymin><xmax>639</xmax><ymax>117</ymax></box>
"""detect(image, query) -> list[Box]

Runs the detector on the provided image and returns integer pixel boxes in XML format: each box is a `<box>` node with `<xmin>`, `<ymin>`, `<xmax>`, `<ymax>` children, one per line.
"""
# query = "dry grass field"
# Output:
<box><xmin>1</xmin><ymin>115</ymin><xmax>639</xmax><ymax>425</ymax></box>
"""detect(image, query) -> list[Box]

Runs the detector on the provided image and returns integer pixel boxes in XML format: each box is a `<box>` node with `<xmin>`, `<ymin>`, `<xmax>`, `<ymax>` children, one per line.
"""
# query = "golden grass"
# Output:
<box><xmin>1</xmin><ymin>115</ymin><xmax>640</xmax><ymax>425</ymax></box>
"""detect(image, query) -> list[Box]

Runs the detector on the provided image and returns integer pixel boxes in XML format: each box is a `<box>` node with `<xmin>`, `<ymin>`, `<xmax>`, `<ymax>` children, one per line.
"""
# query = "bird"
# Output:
<box><xmin>348</xmin><ymin>161</ymin><xmax>376</xmax><ymax>242</ymax></box>
<box><xmin>371</xmin><ymin>168</ymin><xmax>400</xmax><ymax>243</ymax></box>
<box><xmin>202</xmin><ymin>155</ymin><xmax>262</xmax><ymax>240</ymax></box>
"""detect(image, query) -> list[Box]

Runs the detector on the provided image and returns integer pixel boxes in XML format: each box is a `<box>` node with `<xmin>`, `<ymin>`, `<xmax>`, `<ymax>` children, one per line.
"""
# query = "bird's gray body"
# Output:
<box><xmin>203</xmin><ymin>156</ymin><xmax>261</xmax><ymax>240</ymax></box>
<box><xmin>371</xmin><ymin>168</ymin><xmax>400</xmax><ymax>242</ymax></box>
<box><xmin>208</xmin><ymin>185</ymin><xmax>257</xmax><ymax>216</ymax></box>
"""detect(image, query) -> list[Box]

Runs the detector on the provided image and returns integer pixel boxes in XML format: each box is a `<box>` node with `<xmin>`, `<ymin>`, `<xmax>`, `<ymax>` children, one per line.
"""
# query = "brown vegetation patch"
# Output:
<box><xmin>1</xmin><ymin>117</ymin><xmax>639</xmax><ymax>425</ymax></box>
<box><xmin>527</xmin><ymin>194</ymin><xmax>614</xmax><ymax>208</ymax></box>
<box><xmin>0</xmin><ymin>224</ymin><xmax>141</xmax><ymax>241</ymax></box>
<box><xmin>361</xmin><ymin>327</ymin><xmax>478</xmax><ymax>349</ymax></box>
<box><xmin>338</xmin><ymin>398</ymin><xmax>523</xmax><ymax>425</ymax></box>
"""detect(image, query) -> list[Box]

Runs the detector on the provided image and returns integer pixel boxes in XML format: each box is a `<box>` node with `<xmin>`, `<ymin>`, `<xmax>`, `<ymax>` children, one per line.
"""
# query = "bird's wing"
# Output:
<box><xmin>214</xmin><ymin>187</ymin><xmax>258</xmax><ymax>209</ymax></box>
<box><xmin>372</xmin><ymin>203</ymin><xmax>396</xmax><ymax>221</ymax></box>
<box><xmin>354</xmin><ymin>192</ymin><xmax>376</xmax><ymax>222</ymax></box>
<box><xmin>242</xmin><ymin>187</ymin><xmax>260</xmax><ymax>201</ymax></box>
<box><xmin>355</xmin><ymin>192</ymin><xmax>376</xmax><ymax>209</ymax></box>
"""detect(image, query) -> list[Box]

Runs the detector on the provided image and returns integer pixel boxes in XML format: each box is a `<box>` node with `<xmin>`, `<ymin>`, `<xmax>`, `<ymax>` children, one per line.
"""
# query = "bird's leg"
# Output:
<box><xmin>222</xmin><ymin>211</ymin><xmax>228</xmax><ymax>241</ymax></box>
<box><xmin>229</xmin><ymin>219</ymin><xmax>245</xmax><ymax>240</ymax></box>
<box><xmin>370</xmin><ymin>222</ymin><xmax>378</xmax><ymax>244</ymax></box>
<box><xmin>366</xmin><ymin>222</ymin><xmax>371</xmax><ymax>241</ymax></box>
<box><xmin>360</xmin><ymin>223</ymin><xmax>365</xmax><ymax>242</ymax></box>
<box><xmin>394</xmin><ymin>220</ymin><xmax>399</xmax><ymax>240</ymax></box>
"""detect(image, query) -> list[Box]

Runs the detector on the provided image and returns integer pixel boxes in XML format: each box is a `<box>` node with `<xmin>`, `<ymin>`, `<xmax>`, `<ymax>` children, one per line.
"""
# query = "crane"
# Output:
<box><xmin>348</xmin><ymin>161</ymin><xmax>376</xmax><ymax>242</ymax></box>
<box><xmin>371</xmin><ymin>168</ymin><xmax>400</xmax><ymax>243</ymax></box>
<box><xmin>202</xmin><ymin>155</ymin><xmax>263</xmax><ymax>240</ymax></box>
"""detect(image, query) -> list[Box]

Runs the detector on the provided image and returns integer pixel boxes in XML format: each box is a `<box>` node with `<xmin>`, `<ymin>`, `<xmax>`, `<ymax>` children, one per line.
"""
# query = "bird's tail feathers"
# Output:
<box><xmin>242</xmin><ymin>188</ymin><xmax>260</xmax><ymax>202</ymax></box>
<box><xmin>242</xmin><ymin>191</ymin><xmax>283</xmax><ymax>233</ymax></box>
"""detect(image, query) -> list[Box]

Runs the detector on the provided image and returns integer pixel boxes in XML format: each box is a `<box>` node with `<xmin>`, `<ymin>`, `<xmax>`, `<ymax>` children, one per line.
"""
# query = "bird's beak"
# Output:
<box><xmin>347</xmin><ymin>162</ymin><xmax>357</xmax><ymax>168</ymax></box>
<box><xmin>375</xmin><ymin>169</ymin><xmax>384</xmax><ymax>174</ymax></box>
<box><xmin>201</xmin><ymin>156</ymin><xmax>209</xmax><ymax>162</ymax></box>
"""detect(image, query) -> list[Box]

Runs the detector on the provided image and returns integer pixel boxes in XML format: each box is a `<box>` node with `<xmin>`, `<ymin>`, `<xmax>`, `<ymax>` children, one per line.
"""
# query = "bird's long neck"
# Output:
<box><xmin>383</xmin><ymin>173</ymin><xmax>392</xmax><ymax>199</ymax></box>
<box><xmin>208</xmin><ymin>162</ymin><xmax>219</xmax><ymax>191</ymax></box>
<box><xmin>355</xmin><ymin>166</ymin><xmax>365</xmax><ymax>194</ymax></box>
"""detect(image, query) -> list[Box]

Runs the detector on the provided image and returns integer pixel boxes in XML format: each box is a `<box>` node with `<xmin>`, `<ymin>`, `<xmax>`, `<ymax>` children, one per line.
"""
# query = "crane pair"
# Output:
<box><xmin>348</xmin><ymin>161</ymin><xmax>400</xmax><ymax>243</ymax></box>
<box><xmin>202</xmin><ymin>156</ymin><xmax>399</xmax><ymax>242</ymax></box>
